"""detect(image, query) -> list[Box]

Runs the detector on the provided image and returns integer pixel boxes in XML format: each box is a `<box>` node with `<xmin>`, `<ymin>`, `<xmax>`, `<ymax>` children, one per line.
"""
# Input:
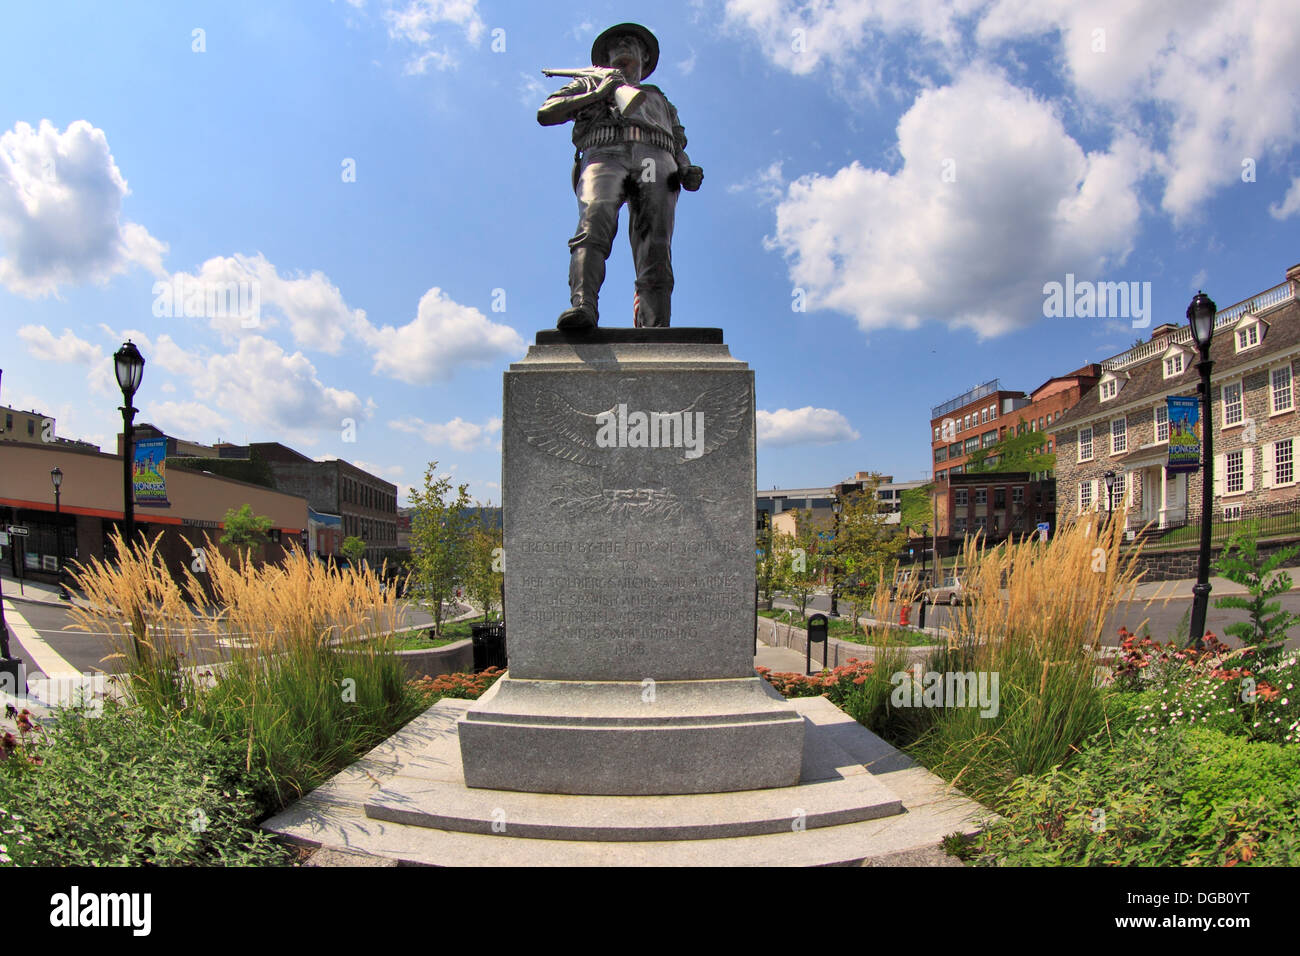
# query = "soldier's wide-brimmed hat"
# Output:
<box><xmin>591</xmin><ymin>23</ymin><xmax>659</xmax><ymax>80</ymax></box>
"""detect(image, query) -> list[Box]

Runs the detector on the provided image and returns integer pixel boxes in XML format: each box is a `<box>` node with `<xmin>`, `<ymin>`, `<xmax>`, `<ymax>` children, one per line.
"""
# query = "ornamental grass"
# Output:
<box><xmin>68</xmin><ymin>531</ymin><xmax>424</xmax><ymax>807</ymax></box>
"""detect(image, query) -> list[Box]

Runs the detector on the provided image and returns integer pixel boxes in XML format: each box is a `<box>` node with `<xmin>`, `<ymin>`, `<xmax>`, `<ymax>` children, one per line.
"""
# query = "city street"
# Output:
<box><xmin>1</xmin><ymin>588</ymin><xmax>438</xmax><ymax>680</ymax></box>
<box><xmin>773</xmin><ymin>580</ymin><xmax>1300</xmax><ymax>651</ymax></box>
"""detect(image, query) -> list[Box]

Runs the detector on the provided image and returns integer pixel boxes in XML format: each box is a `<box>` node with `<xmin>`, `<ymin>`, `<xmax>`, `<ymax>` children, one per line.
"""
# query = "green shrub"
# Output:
<box><xmin>0</xmin><ymin>703</ymin><xmax>291</xmax><ymax>867</ymax></box>
<box><xmin>970</xmin><ymin>725</ymin><xmax>1300</xmax><ymax>866</ymax></box>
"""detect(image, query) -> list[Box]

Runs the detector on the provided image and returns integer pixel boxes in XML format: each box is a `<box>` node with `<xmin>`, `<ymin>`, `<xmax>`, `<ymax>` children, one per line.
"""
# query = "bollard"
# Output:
<box><xmin>899</xmin><ymin>603</ymin><xmax>911</xmax><ymax>627</ymax></box>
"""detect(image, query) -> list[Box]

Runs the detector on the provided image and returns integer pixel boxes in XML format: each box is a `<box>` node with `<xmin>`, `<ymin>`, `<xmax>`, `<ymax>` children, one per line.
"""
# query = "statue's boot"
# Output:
<box><xmin>558</xmin><ymin>245</ymin><xmax>604</xmax><ymax>330</ymax></box>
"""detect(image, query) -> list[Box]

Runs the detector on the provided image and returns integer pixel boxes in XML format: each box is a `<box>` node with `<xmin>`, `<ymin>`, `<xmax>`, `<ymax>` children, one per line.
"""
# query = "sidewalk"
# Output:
<box><xmin>0</xmin><ymin>573</ymin><xmax>77</xmax><ymax>608</ymax></box>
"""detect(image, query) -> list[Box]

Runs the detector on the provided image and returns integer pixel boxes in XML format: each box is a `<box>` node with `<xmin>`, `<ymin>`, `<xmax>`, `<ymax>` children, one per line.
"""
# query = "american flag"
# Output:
<box><xmin>633</xmin><ymin>291</ymin><xmax>642</xmax><ymax>328</ymax></box>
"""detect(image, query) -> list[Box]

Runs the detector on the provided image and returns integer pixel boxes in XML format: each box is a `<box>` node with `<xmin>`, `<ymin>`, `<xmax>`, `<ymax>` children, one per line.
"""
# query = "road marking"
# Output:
<box><xmin>1</xmin><ymin>600</ymin><xmax>81</xmax><ymax>678</ymax></box>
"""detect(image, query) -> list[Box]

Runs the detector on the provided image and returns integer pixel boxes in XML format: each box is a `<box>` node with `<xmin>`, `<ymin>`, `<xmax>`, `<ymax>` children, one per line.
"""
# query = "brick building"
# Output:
<box><xmin>1055</xmin><ymin>263</ymin><xmax>1300</xmax><ymax>532</ymax></box>
<box><xmin>931</xmin><ymin>471</ymin><xmax>1055</xmax><ymax>553</ymax></box>
<box><xmin>929</xmin><ymin>381</ymin><xmax>1031</xmax><ymax>481</ymax></box>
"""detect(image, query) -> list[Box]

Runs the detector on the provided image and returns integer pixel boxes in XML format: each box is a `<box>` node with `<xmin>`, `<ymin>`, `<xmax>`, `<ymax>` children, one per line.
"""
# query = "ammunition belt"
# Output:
<box><xmin>576</xmin><ymin>124</ymin><xmax>677</xmax><ymax>153</ymax></box>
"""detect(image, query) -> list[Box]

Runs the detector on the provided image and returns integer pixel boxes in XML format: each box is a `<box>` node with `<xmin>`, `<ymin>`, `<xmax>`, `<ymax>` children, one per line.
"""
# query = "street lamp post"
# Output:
<box><xmin>1186</xmin><ymin>291</ymin><xmax>1217</xmax><ymax>650</ymax></box>
<box><xmin>51</xmin><ymin>466</ymin><xmax>67</xmax><ymax>600</ymax></box>
<box><xmin>829</xmin><ymin>496</ymin><xmax>842</xmax><ymax>617</ymax></box>
<box><xmin>113</xmin><ymin>341</ymin><xmax>145</xmax><ymax>554</ymax></box>
<box><xmin>918</xmin><ymin>521</ymin><xmax>929</xmax><ymax>630</ymax></box>
<box><xmin>1104</xmin><ymin>470</ymin><xmax>1116</xmax><ymax>516</ymax></box>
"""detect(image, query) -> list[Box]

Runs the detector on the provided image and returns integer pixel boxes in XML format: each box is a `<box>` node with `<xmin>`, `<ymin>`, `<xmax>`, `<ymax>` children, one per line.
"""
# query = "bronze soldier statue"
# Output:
<box><xmin>539</xmin><ymin>23</ymin><xmax>703</xmax><ymax>330</ymax></box>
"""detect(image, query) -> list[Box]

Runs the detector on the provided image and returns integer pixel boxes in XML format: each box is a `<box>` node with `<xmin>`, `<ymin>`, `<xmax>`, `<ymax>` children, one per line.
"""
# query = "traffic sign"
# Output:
<box><xmin>6</xmin><ymin>526</ymin><xmax>28</xmax><ymax>536</ymax></box>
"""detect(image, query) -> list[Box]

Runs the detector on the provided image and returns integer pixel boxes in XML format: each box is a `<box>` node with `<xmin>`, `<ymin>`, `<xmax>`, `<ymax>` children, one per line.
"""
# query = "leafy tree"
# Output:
<box><xmin>966</xmin><ymin>429</ymin><xmax>1055</xmax><ymax>475</ymax></box>
<box><xmin>219</xmin><ymin>504</ymin><xmax>272</xmax><ymax>555</ymax></box>
<box><xmin>408</xmin><ymin>462</ymin><xmax>474</xmax><ymax>634</ymax></box>
<box><xmin>463</xmin><ymin>508</ymin><xmax>504</xmax><ymax>622</ymax></box>
<box><xmin>899</xmin><ymin>484</ymin><xmax>933</xmax><ymax>530</ymax></box>
<box><xmin>1213</xmin><ymin>521</ymin><xmax>1300</xmax><ymax>659</ymax></box>
<box><xmin>785</xmin><ymin>509</ymin><xmax>828</xmax><ymax>624</ymax></box>
<box><xmin>340</xmin><ymin>535</ymin><xmax>367</xmax><ymax>565</ymax></box>
<box><xmin>756</xmin><ymin>519</ymin><xmax>791</xmax><ymax>610</ymax></box>
<box><xmin>833</xmin><ymin>480</ymin><xmax>908</xmax><ymax>634</ymax></box>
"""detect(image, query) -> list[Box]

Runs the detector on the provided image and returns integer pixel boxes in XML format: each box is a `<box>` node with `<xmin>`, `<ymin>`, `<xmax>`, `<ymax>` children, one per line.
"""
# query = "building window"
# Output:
<box><xmin>1080</xmin><ymin>480</ymin><xmax>1093</xmax><ymax>512</ymax></box>
<box><xmin>1164</xmin><ymin>354</ymin><xmax>1183</xmax><ymax>378</ymax></box>
<box><xmin>934</xmin><ymin>426</ymin><xmax>940</xmax><ymax>440</ymax></box>
<box><xmin>27</xmin><ymin>418</ymin><xmax>35</xmax><ymax>436</ymax></box>
<box><xmin>1237</xmin><ymin>323</ymin><xmax>1260</xmax><ymax>351</ymax></box>
<box><xmin>949</xmin><ymin>442</ymin><xmax>962</xmax><ymax>458</ymax></box>
<box><xmin>989</xmin><ymin>404</ymin><xmax>997</xmax><ymax>420</ymax></box>
<box><xmin>1100</xmin><ymin>379</ymin><xmax>1117</xmax><ymax>401</ymax></box>
<box><xmin>1111</xmin><ymin>417</ymin><xmax>1126</xmax><ymax>455</ymax></box>
<box><xmin>994</xmin><ymin>488</ymin><xmax>1006</xmax><ymax>509</ymax></box>
<box><xmin>1012</xmin><ymin>486</ymin><xmax>1024</xmax><ymax>505</ymax></box>
<box><xmin>955</xmin><ymin>489</ymin><xmax>969</xmax><ymax>506</ymax></box>
<box><xmin>1047</xmin><ymin>439</ymin><xmax>1053</xmax><ymax>453</ymax></box>
<box><xmin>1112</xmin><ymin>472</ymin><xmax>1126</xmax><ymax>507</ymax></box>
<box><xmin>975</xmin><ymin>488</ymin><xmax>987</xmax><ymax>505</ymax></box>
<box><xmin>935</xmin><ymin>446</ymin><xmax>948</xmax><ymax>462</ymax></box>
<box><xmin>1226</xmin><ymin>449</ymin><xmax>1244</xmax><ymax>495</ymax></box>
<box><xmin>1079</xmin><ymin>426</ymin><xmax>1093</xmax><ymax>462</ymax></box>
<box><xmin>1222</xmin><ymin>381</ymin><xmax>1243</xmax><ymax>427</ymax></box>
<box><xmin>965</xmin><ymin>437</ymin><xmax>979</xmax><ymax>454</ymax></box>
<box><xmin>954</xmin><ymin>516</ymin><xmax>967</xmax><ymax>533</ymax></box>
<box><xmin>1272</xmin><ymin>364</ymin><xmax>1294</xmax><ymax>414</ymax></box>
<box><xmin>936</xmin><ymin>469</ymin><xmax>947</xmax><ymax>481</ymax></box>
<box><xmin>982</xmin><ymin>430</ymin><xmax>997</xmax><ymax>448</ymax></box>
<box><xmin>950</xmin><ymin>465</ymin><xmax>964</xmax><ymax>475</ymax></box>
<box><xmin>1275</xmin><ymin>439</ymin><xmax>1295</xmax><ymax>486</ymax></box>
<box><xmin>1154</xmin><ymin>403</ymin><xmax>1169</xmax><ymax>443</ymax></box>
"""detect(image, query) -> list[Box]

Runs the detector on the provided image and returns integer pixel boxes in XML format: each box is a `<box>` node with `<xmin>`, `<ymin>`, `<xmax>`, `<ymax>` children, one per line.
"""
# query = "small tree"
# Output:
<box><xmin>219</xmin><ymin>504</ymin><xmax>272</xmax><ymax>558</ymax></box>
<box><xmin>756</xmin><ymin>521</ymin><xmax>791</xmax><ymax>610</ymax></box>
<box><xmin>464</xmin><ymin>508</ymin><xmax>504</xmax><ymax>622</ymax></box>
<box><xmin>408</xmin><ymin>462</ymin><xmax>474</xmax><ymax>634</ymax></box>
<box><xmin>340</xmin><ymin>535</ymin><xmax>367</xmax><ymax>566</ymax></box>
<box><xmin>1213</xmin><ymin>521</ymin><xmax>1300</xmax><ymax>659</ymax></box>
<box><xmin>786</xmin><ymin>509</ymin><xmax>827</xmax><ymax>624</ymax></box>
<box><xmin>833</xmin><ymin>481</ymin><xmax>907</xmax><ymax>635</ymax></box>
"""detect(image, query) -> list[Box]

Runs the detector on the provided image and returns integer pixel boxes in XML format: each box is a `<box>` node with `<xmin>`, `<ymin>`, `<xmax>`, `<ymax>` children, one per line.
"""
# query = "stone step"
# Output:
<box><xmin>362</xmin><ymin>768</ymin><xmax>903</xmax><ymax>841</ymax></box>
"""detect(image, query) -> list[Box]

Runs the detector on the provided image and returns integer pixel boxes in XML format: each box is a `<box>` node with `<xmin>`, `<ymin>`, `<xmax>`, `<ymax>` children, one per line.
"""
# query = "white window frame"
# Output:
<box><xmin>1235</xmin><ymin>320</ymin><xmax>1261</xmax><ymax>353</ymax></box>
<box><xmin>1111</xmin><ymin>416</ymin><xmax>1127</xmax><ymax>455</ymax></box>
<box><xmin>1270</xmin><ymin>363</ymin><xmax>1294</xmax><ymax>416</ymax></box>
<box><xmin>1079</xmin><ymin>480</ymin><xmax>1094</xmax><ymax>513</ymax></box>
<box><xmin>1078</xmin><ymin>425</ymin><xmax>1094</xmax><ymax>462</ymax></box>
<box><xmin>1154</xmin><ymin>402</ymin><xmax>1169</xmax><ymax>444</ymax></box>
<box><xmin>1163</xmin><ymin>353</ymin><xmax>1183</xmax><ymax>379</ymax></box>
<box><xmin>1100</xmin><ymin>379</ymin><xmax>1117</xmax><ymax>402</ymax></box>
<box><xmin>975</xmin><ymin>488</ymin><xmax>987</xmax><ymax>506</ymax></box>
<box><xmin>1266</xmin><ymin>438</ymin><xmax>1296</xmax><ymax>488</ymax></box>
<box><xmin>954</xmin><ymin>489</ymin><xmax>969</xmax><ymax>506</ymax></box>
<box><xmin>1225</xmin><ymin>449</ymin><xmax>1245</xmax><ymax>496</ymax></box>
<box><xmin>1222</xmin><ymin>379</ymin><xmax>1244</xmax><ymax>428</ymax></box>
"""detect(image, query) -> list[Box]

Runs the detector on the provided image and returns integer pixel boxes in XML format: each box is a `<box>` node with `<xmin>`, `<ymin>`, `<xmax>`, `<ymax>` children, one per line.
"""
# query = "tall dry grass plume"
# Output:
<box><xmin>68</xmin><ymin>531</ymin><xmax>418</xmax><ymax>803</ymax></box>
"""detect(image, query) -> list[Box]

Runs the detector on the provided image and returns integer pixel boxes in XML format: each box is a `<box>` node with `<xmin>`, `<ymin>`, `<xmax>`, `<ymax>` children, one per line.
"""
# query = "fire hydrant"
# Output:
<box><xmin>899</xmin><ymin>603</ymin><xmax>912</xmax><ymax>627</ymax></box>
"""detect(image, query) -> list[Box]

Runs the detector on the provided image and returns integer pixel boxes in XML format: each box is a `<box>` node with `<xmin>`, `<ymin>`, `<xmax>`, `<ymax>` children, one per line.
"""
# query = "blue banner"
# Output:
<box><xmin>132</xmin><ymin>436</ymin><xmax>170</xmax><ymax>506</ymax></box>
<box><xmin>1166</xmin><ymin>396</ymin><xmax>1201</xmax><ymax>474</ymax></box>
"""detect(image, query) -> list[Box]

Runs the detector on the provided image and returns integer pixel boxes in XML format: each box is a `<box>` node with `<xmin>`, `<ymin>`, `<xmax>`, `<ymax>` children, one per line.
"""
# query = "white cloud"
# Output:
<box><xmin>389</xmin><ymin>414</ymin><xmax>501</xmax><ymax>451</ymax></box>
<box><xmin>757</xmin><ymin>407</ymin><xmax>859</xmax><ymax>446</ymax></box>
<box><xmin>142</xmin><ymin>400</ymin><xmax>229</xmax><ymax>438</ymax></box>
<box><xmin>728</xmin><ymin>161</ymin><xmax>786</xmax><ymax>205</ymax></box>
<box><xmin>195</xmin><ymin>336</ymin><xmax>369</xmax><ymax>436</ymax></box>
<box><xmin>1269</xmin><ymin>176</ymin><xmax>1300</xmax><ymax>221</ymax></box>
<box><xmin>366</xmin><ymin>286</ymin><xmax>524</xmax><ymax>384</ymax></box>
<box><xmin>676</xmin><ymin>47</ymin><xmax>698</xmax><ymax>75</ymax></box>
<box><xmin>0</xmin><ymin>120</ymin><xmax>166</xmax><ymax>296</ymax></box>
<box><xmin>385</xmin><ymin>0</ymin><xmax>485</xmax><ymax>72</ymax></box>
<box><xmin>18</xmin><ymin>325</ymin><xmax>100</xmax><ymax>365</ymax></box>
<box><xmin>769</xmin><ymin>69</ymin><xmax>1148</xmax><ymax>338</ymax></box>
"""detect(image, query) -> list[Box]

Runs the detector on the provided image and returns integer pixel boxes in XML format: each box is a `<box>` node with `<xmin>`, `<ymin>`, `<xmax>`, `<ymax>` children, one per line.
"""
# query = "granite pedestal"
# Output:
<box><xmin>457</xmin><ymin>329</ymin><xmax>805</xmax><ymax>795</ymax></box>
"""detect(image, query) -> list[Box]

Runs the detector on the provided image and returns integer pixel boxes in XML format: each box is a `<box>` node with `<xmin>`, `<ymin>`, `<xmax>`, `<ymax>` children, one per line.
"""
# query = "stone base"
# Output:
<box><xmin>262</xmin><ymin>697</ymin><xmax>992</xmax><ymax>867</ymax></box>
<box><xmin>457</xmin><ymin>673</ymin><xmax>805</xmax><ymax>795</ymax></box>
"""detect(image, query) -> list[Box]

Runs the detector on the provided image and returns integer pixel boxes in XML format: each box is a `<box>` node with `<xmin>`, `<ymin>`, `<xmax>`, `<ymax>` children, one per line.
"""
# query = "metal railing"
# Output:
<box><xmin>1102</xmin><ymin>281</ymin><xmax>1296</xmax><ymax>372</ymax></box>
<box><xmin>1124</xmin><ymin>497</ymin><xmax>1300</xmax><ymax>549</ymax></box>
<box><xmin>932</xmin><ymin>379</ymin><xmax>1000</xmax><ymax>420</ymax></box>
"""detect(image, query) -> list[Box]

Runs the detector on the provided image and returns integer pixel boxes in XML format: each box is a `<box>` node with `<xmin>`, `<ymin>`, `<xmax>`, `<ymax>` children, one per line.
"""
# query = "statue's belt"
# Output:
<box><xmin>575</xmin><ymin>124</ymin><xmax>677</xmax><ymax>154</ymax></box>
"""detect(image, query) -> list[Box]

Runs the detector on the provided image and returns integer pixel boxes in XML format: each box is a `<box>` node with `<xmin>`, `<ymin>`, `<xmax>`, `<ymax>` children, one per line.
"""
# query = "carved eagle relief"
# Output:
<box><xmin>516</xmin><ymin>385</ymin><xmax>749</xmax><ymax>520</ymax></box>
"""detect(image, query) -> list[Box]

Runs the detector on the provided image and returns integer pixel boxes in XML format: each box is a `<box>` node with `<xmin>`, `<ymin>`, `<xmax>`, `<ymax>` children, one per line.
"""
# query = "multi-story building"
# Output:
<box><xmin>243</xmin><ymin>443</ymin><xmax>399</xmax><ymax>566</ymax></box>
<box><xmin>1055</xmin><ymin>263</ymin><xmax>1300</xmax><ymax>532</ymax></box>
<box><xmin>2</xmin><ymin>405</ymin><xmax>99</xmax><ymax>451</ymax></box>
<box><xmin>978</xmin><ymin>365</ymin><xmax>1102</xmax><ymax>478</ymax></box>
<box><xmin>931</xmin><ymin>472</ymin><xmax>1055</xmax><ymax>553</ymax></box>
<box><xmin>929</xmin><ymin>381</ymin><xmax>1031</xmax><ymax>481</ymax></box>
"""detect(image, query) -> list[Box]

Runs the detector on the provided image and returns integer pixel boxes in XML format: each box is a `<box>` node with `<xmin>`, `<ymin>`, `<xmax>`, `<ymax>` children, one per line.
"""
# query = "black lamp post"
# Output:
<box><xmin>1187</xmin><ymin>290</ymin><xmax>1217</xmax><ymax>650</ymax></box>
<box><xmin>114</xmin><ymin>341</ymin><xmax>145</xmax><ymax>554</ymax></box>
<box><xmin>1103</xmin><ymin>470</ymin><xmax>1116</xmax><ymax>515</ymax></box>
<box><xmin>829</xmin><ymin>495</ymin><xmax>842</xmax><ymax>617</ymax></box>
<box><xmin>918</xmin><ymin>522</ymin><xmax>930</xmax><ymax>630</ymax></box>
<box><xmin>51</xmin><ymin>466</ymin><xmax>67</xmax><ymax>600</ymax></box>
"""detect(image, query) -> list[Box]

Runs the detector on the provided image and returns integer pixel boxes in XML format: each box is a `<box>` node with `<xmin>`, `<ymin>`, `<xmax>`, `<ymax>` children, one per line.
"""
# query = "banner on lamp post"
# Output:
<box><xmin>1166</xmin><ymin>396</ymin><xmax>1202</xmax><ymax>475</ymax></box>
<box><xmin>132</xmin><ymin>436</ymin><xmax>170</xmax><ymax>506</ymax></box>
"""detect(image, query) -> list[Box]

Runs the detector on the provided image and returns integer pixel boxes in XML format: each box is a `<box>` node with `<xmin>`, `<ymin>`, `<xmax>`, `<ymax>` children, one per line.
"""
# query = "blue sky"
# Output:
<box><xmin>2</xmin><ymin>0</ymin><xmax>1298</xmax><ymax>504</ymax></box>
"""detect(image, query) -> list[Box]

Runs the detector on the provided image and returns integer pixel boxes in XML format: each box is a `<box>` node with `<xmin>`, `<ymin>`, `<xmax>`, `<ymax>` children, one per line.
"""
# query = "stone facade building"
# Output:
<box><xmin>1055</xmin><ymin>263</ymin><xmax>1300</xmax><ymax>531</ymax></box>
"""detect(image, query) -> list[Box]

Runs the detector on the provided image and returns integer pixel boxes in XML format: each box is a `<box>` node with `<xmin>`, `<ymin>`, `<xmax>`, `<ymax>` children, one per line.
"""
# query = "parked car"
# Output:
<box><xmin>925</xmin><ymin>576</ymin><xmax>972</xmax><ymax>605</ymax></box>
